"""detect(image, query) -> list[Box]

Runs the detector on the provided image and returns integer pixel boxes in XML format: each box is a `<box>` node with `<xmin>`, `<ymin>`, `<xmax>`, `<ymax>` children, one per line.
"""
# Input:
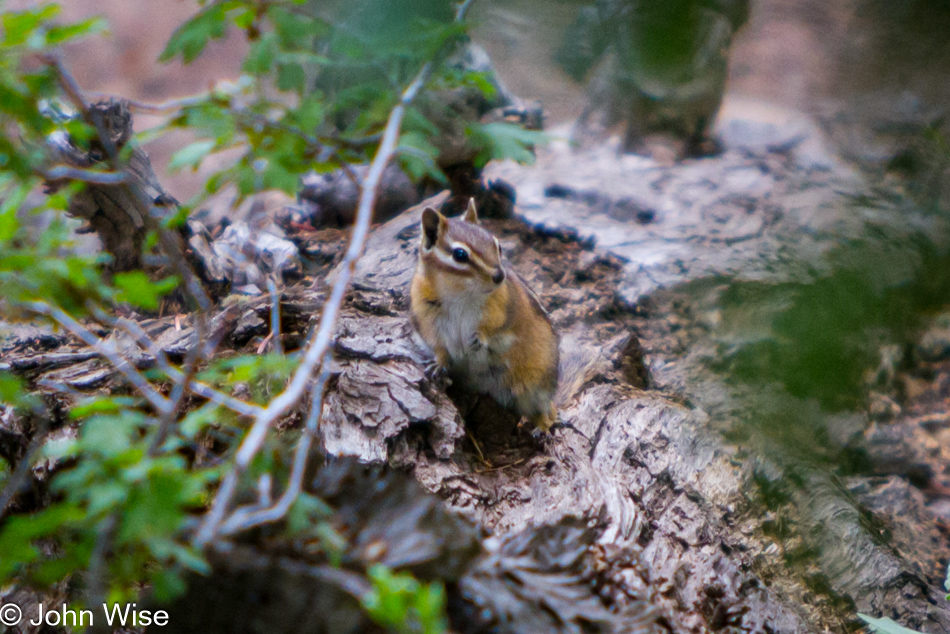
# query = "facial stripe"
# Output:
<box><xmin>429</xmin><ymin>247</ymin><xmax>469</xmax><ymax>271</ymax></box>
<box><xmin>423</xmin><ymin>251</ymin><xmax>476</xmax><ymax>276</ymax></box>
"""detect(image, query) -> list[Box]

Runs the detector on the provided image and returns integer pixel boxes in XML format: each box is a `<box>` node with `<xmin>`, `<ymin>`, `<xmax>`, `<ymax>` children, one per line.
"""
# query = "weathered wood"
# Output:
<box><xmin>316</xmin><ymin>199</ymin><xmax>815</xmax><ymax>632</ymax></box>
<box><xmin>43</xmin><ymin>99</ymin><xmax>303</xmax><ymax>301</ymax></box>
<box><xmin>10</xmin><ymin>101</ymin><xmax>950</xmax><ymax>632</ymax></box>
<box><xmin>45</xmin><ymin>100</ymin><xmax>176</xmax><ymax>273</ymax></box>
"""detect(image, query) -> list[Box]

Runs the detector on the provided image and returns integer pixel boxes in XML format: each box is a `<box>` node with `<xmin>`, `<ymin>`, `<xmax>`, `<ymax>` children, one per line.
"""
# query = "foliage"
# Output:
<box><xmin>361</xmin><ymin>565</ymin><xmax>448</xmax><ymax>634</ymax></box>
<box><xmin>0</xmin><ymin>0</ymin><xmax>540</xmax><ymax>630</ymax></box>
<box><xmin>466</xmin><ymin>121</ymin><xmax>546</xmax><ymax>168</ymax></box>
<box><xmin>154</xmin><ymin>0</ymin><xmax>531</xmax><ymax>211</ymax></box>
<box><xmin>0</xmin><ymin>5</ymin><xmax>112</xmax><ymax>314</ymax></box>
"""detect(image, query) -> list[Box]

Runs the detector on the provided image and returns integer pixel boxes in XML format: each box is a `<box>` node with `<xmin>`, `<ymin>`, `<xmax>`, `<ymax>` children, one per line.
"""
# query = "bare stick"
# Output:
<box><xmin>151</xmin><ymin>311</ymin><xmax>207</xmax><ymax>455</ymax></box>
<box><xmin>88</xmin><ymin>92</ymin><xmax>211</xmax><ymax>114</ymax></box>
<box><xmin>193</xmin><ymin>0</ymin><xmax>478</xmax><ymax>547</ymax></box>
<box><xmin>42</xmin><ymin>166</ymin><xmax>129</xmax><ymax>184</ymax></box>
<box><xmin>45</xmin><ymin>53</ymin><xmax>214</xmax><ymax>313</ymax></box>
<box><xmin>113</xmin><ymin>317</ymin><xmax>263</xmax><ymax>418</ymax></box>
<box><xmin>28</xmin><ymin>302</ymin><xmax>171</xmax><ymax>416</ymax></box>
<box><xmin>266</xmin><ymin>278</ymin><xmax>284</xmax><ymax>356</ymax></box>
<box><xmin>114</xmin><ymin>317</ymin><xmax>175</xmax><ymax>377</ymax></box>
<box><xmin>215</xmin><ymin>363</ymin><xmax>330</xmax><ymax>536</ymax></box>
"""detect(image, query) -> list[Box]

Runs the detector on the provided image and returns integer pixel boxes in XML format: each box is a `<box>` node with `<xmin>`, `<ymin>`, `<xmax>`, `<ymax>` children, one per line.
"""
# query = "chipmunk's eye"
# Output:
<box><xmin>452</xmin><ymin>248</ymin><xmax>470</xmax><ymax>263</ymax></box>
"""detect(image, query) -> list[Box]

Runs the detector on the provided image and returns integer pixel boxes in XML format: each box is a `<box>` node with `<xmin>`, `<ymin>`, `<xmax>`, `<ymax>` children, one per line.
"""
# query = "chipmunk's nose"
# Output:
<box><xmin>491</xmin><ymin>267</ymin><xmax>506</xmax><ymax>284</ymax></box>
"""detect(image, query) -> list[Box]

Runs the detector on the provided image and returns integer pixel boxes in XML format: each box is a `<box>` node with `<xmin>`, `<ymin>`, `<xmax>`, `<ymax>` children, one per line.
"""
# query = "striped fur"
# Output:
<box><xmin>410</xmin><ymin>200</ymin><xmax>560</xmax><ymax>430</ymax></box>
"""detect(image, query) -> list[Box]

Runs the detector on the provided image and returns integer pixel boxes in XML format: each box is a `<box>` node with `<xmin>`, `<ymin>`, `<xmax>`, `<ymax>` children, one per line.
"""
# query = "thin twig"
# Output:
<box><xmin>84</xmin><ymin>512</ymin><xmax>119</xmax><ymax>634</ymax></box>
<box><xmin>114</xmin><ymin>317</ymin><xmax>174</xmax><ymax>377</ymax></box>
<box><xmin>41</xmin><ymin>166</ymin><xmax>129</xmax><ymax>184</ymax></box>
<box><xmin>216</xmin><ymin>363</ymin><xmax>330</xmax><ymax>536</ymax></box>
<box><xmin>150</xmin><ymin>311</ymin><xmax>206</xmax><ymax>455</ymax></box>
<box><xmin>39</xmin><ymin>53</ymin><xmax>87</xmax><ymax>111</ymax></box>
<box><xmin>28</xmin><ymin>302</ymin><xmax>172</xmax><ymax>416</ymax></box>
<box><xmin>266</xmin><ymin>278</ymin><xmax>284</xmax><ymax>356</ymax></box>
<box><xmin>113</xmin><ymin>317</ymin><xmax>262</xmax><ymax>418</ymax></box>
<box><xmin>88</xmin><ymin>91</ymin><xmax>212</xmax><ymax>114</ymax></box>
<box><xmin>193</xmin><ymin>0</ymin><xmax>478</xmax><ymax>547</ymax></box>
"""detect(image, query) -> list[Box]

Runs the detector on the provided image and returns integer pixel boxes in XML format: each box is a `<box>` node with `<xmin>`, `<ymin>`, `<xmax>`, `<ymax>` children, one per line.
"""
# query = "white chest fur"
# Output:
<box><xmin>431</xmin><ymin>288</ymin><xmax>516</xmax><ymax>404</ymax></box>
<box><xmin>434</xmin><ymin>288</ymin><xmax>487</xmax><ymax>362</ymax></box>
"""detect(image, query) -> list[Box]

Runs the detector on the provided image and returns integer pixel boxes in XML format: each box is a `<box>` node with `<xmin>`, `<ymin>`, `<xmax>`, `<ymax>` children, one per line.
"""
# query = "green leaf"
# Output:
<box><xmin>113</xmin><ymin>271</ymin><xmax>179</xmax><ymax>310</ymax></box>
<box><xmin>0</xmin><ymin>503</ymin><xmax>85</xmax><ymax>578</ymax></box>
<box><xmin>151</xmin><ymin>568</ymin><xmax>188</xmax><ymax>602</ymax></box>
<box><xmin>286</xmin><ymin>492</ymin><xmax>333</xmax><ymax>534</ymax></box>
<box><xmin>0</xmin><ymin>372</ymin><xmax>25</xmax><ymax>404</ymax></box>
<box><xmin>165</xmin><ymin>542</ymin><xmax>210</xmax><ymax>575</ymax></box>
<box><xmin>277</xmin><ymin>62</ymin><xmax>305</xmax><ymax>93</ymax></box>
<box><xmin>243</xmin><ymin>33</ymin><xmax>278</xmax><ymax>75</ymax></box>
<box><xmin>858</xmin><ymin>614</ymin><xmax>925</xmax><ymax>634</ymax></box>
<box><xmin>45</xmin><ymin>16</ymin><xmax>108</xmax><ymax>45</ymax></box>
<box><xmin>466</xmin><ymin>122</ymin><xmax>546</xmax><ymax>169</ymax></box>
<box><xmin>0</xmin><ymin>181</ymin><xmax>29</xmax><ymax>242</ymax></box>
<box><xmin>70</xmin><ymin>396</ymin><xmax>137</xmax><ymax>419</ymax></box>
<box><xmin>397</xmin><ymin>131</ymin><xmax>443</xmax><ymax>183</ymax></box>
<box><xmin>159</xmin><ymin>4</ymin><xmax>230</xmax><ymax>64</ymax></box>
<box><xmin>180</xmin><ymin>404</ymin><xmax>221</xmax><ymax>439</ymax></box>
<box><xmin>117</xmin><ymin>474</ymin><xmax>188</xmax><ymax>545</ymax></box>
<box><xmin>268</xmin><ymin>6</ymin><xmax>311</xmax><ymax>48</ymax></box>
<box><xmin>168</xmin><ymin>140</ymin><xmax>216</xmax><ymax>172</ymax></box>
<box><xmin>79</xmin><ymin>412</ymin><xmax>143</xmax><ymax>458</ymax></box>
<box><xmin>362</xmin><ymin>565</ymin><xmax>447</xmax><ymax>634</ymax></box>
<box><xmin>293</xmin><ymin>96</ymin><xmax>325</xmax><ymax>132</ymax></box>
<box><xmin>2</xmin><ymin>5</ymin><xmax>60</xmax><ymax>47</ymax></box>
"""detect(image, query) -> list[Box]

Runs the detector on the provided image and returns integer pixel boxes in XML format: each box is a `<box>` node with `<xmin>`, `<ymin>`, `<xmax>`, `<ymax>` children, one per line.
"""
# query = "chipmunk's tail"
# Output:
<box><xmin>555</xmin><ymin>333</ymin><xmax>603</xmax><ymax>407</ymax></box>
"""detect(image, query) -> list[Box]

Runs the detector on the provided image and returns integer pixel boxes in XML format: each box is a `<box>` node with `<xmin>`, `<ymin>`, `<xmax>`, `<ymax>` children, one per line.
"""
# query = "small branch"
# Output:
<box><xmin>84</xmin><ymin>512</ymin><xmax>119</xmax><ymax>634</ymax></box>
<box><xmin>150</xmin><ymin>311</ymin><xmax>206</xmax><ymax>455</ymax></box>
<box><xmin>41</xmin><ymin>166</ymin><xmax>129</xmax><ymax>185</ymax></box>
<box><xmin>28</xmin><ymin>302</ymin><xmax>172</xmax><ymax>416</ymax></box>
<box><xmin>215</xmin><ymin>363</ymin><xmax>330</xmax><ymax>536</ymax></box>
<box><xmin>266</xmin><ymin>278</ymin><xmax>284</xmax><ymax>356</ymax></box>
<box><xmin>114</xmin><ymin>317</ymin><xmax>174</xmax><ymax>377</ymax></box>
<box><xmin>113</xmin><ymin>317</ymin><xmax>263</xmax><ymax>419</ymax></box>
<box><xmin>193</xmin><ymin>0</ymin><xmax>478</xmax><ymax>548</ymax></box>
<box><xmin>39</xmin><ymin>53</ymin><xmax>87</xmax><ymax>111</ymax></box>
<box><xmin>87</xmin><ymin>91</ymin><xmax>212</xmax><ymax>114</ymax></box>
<box><xmin>187</xmin><ymin>381</ymin><xmax>263</xmax><ymax>418</ymax></box>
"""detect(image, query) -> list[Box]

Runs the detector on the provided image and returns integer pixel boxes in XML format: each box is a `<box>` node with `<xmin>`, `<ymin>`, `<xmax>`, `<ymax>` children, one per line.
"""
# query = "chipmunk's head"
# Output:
<box><xmin>419</xmin><ymin>199</ymin><xmax>506</xmax><ymax>290</ymax></box>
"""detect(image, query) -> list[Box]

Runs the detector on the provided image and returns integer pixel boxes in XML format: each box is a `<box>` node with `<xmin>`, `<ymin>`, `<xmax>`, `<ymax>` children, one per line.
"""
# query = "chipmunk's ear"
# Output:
<box><xmin>463</xmin><ymin>197</ymin><xmax>479</xmax><ymax>224</ymax></box>
<box><xmin>421</xmin><ymin>207</ymin><xmax>446</xmax><ymax>250</ymax></box>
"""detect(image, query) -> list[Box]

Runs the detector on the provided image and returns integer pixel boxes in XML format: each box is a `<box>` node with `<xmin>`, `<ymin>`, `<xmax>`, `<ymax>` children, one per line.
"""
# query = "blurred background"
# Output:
<box><xmin>45</xmin><ymin>0</ymin><xmax>950</xmax><ymax>201</ymax></box>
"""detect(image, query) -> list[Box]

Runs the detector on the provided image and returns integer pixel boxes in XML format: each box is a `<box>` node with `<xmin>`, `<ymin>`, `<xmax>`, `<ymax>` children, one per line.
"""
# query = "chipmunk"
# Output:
<box><xmin>409</xmin><ymin>199</ymin><xmax>560</xmax><ymax>431</ymax></box>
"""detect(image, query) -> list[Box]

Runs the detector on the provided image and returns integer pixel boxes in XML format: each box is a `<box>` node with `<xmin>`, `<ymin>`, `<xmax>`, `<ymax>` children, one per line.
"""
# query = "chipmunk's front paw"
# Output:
<box><xmin>424</xmin><ymin>360</ymin><xmax>451</xmax><ymax>386</ymax></box>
